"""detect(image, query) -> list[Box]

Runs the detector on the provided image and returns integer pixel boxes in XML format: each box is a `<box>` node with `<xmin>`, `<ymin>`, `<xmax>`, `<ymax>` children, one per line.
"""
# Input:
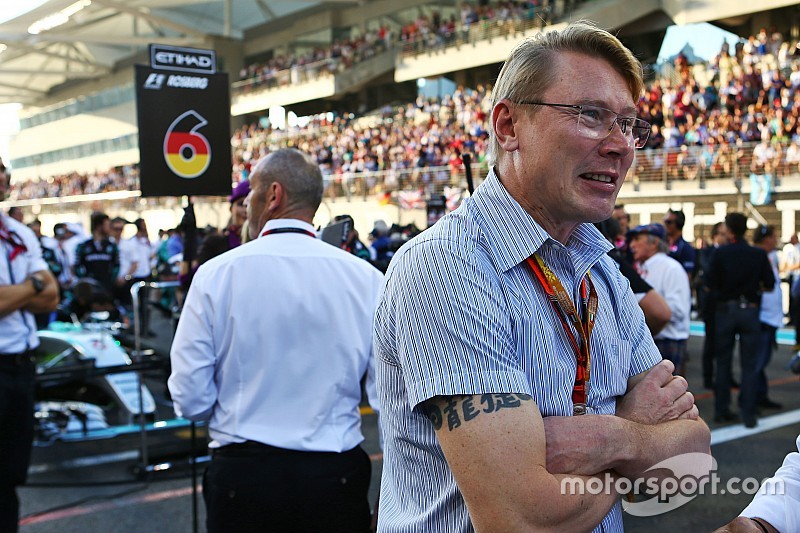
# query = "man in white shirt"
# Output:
<box><xmin>0</xmin><ymin>168</ymin><xmax>59</xmax><ymax>532</ymax></box>
<box><xmin>781</xmin><ymin>233</ymin><xmax>800</xmax><ymax>350</ymax></box>
<box><xmin>60</xmin><ymin>222</ymin><xmax>84</xmax><ymax>286</ymax></box>
<box><xmin>753</xmin><ymin>225</ymin><xmax>784</xmax><ymax>411</ymax></box>
<box><xmin>169</xmin><ymin>148</ymin><xmax>383</xmax><ymax>533</ymax></box>
<box><xmin>123</xmin><ymin>219</ymin><xmax>156</xmax><ymax>336</ymax></box>
<box><xmin>714</xmin><ymin>433</ymin><xmax>799</xmax><ymax>533</ymax></box>
<box><xmin>51</xmin><ymin>223</ymin><xmax>76</xmax><ymax>298</ymax></box>
<box><xmin>629</xmin><ymin>223</ymin><xmax>692</xmax><ymax>375</ymax></box>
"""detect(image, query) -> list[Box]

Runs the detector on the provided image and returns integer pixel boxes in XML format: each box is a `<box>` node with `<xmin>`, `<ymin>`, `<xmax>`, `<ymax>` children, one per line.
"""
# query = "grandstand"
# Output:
<box><xmin>2</xmin><ymin>0</ymin><xmax>800</xmax><ymax>240</ymax></box>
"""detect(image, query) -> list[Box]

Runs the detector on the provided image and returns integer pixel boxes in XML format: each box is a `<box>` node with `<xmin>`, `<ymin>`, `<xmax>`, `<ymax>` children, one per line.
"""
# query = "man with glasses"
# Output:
<box><xmin>374</xmin><ymin>22</ymin><xmax>710</xmax><ymax>532</ymax></box>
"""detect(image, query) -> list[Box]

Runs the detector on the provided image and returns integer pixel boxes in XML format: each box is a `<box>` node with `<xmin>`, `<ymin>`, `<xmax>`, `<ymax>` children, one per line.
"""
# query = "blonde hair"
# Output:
<box><xmin>487</xmin><ymin>20</ymin><xmax>644</xmax><ymax>166</ymax></box>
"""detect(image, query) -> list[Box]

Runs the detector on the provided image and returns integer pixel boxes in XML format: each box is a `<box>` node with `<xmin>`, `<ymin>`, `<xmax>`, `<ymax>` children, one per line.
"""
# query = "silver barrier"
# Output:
<box><xmin>130</xmin><ymin>279</ymin><xmax>180</xmax><ymax>468</ymax></box>
<box><xmin>131</xmin><ymin>279</ymin><xmax>201</xmax><ymax>532</ymax></box>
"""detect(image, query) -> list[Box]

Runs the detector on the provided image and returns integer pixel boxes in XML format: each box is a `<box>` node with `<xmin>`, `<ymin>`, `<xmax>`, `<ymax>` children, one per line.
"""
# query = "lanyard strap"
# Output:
<box><xmin>526</xmin><ymin>252</ymin><xmax>597</xmax><ymax>415</ymax></box>
<box><xmin>0</xmin><ymin>218</ymin><xmax>27</xmax><ymax>262</ymax></box>
<box><xmin>260</xmin><ymin>227</ymin><xmax>317</xmax><ymax>239</ymax></box>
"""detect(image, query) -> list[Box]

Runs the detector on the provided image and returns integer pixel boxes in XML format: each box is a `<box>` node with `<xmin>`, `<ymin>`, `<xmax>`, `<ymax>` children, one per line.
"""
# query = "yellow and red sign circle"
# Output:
<box><xmin>163</xmin><ymin>110</ymin><xmax>211</xmax><ymax>179</ymax></box>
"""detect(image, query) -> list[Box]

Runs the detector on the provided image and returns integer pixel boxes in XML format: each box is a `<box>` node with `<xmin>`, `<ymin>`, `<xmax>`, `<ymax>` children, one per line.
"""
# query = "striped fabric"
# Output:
<box><xmin>374</xmin><ymin>169</ymin><xmax>661</xmax><ymax>532</ymax></box>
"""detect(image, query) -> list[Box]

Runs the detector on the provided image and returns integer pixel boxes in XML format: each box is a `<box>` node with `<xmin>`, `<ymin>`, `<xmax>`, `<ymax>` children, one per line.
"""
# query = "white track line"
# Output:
<box><xmin>710</xmin><ymin>408</ymin><xmax>800</xmax><ymax>446</ymax></box>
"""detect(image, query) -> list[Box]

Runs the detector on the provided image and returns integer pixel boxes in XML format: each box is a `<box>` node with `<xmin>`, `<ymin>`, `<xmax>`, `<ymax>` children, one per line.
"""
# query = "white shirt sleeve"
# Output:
<box><xmin>365</xmin><ymin>269</ymin><xmax>383</xmax><ymax>416</ymax></box>
<box><xmin>117</xmin><ymin>239</ymin><xmax>131</xmax><ymax>279</ymax></box>
<box><xmin>662</xmin><ymin>262</ymin><xmax>691</xmax><ymax>325</ymax></box>
<box><xmin>167</xmin><ymin>270</ymin><xmax>218</xmax><ymax>421</ymax></box>
<box><xmin>740</xmin><ymin>434</ymin><xmax>800</xmax><ymax>532</ymax></box>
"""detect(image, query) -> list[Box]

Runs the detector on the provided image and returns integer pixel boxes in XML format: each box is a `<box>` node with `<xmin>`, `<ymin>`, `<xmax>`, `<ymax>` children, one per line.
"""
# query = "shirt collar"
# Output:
<box><xmin>470</xmin><ymin>168</ymin><xmax>611</xmax><ymax>273</ymax></box>
<box><xmin>258</xmin><ymin>218</ymin><xmax>317</xmax><ymax>238</ymax></box>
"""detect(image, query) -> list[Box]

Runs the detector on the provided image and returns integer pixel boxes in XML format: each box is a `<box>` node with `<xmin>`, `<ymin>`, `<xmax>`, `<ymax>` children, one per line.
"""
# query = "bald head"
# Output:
<box><xmin>246</xmin><ymin>148</ymin><xmax>324</xmax><ymax>239</ymax></box>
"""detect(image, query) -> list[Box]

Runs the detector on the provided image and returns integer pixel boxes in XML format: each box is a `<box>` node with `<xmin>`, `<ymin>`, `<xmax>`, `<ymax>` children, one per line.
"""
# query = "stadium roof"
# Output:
<box><xmin>0</xmin><ymin>0</ymin><xmax>360</xmax><ymax>106</ymax></box>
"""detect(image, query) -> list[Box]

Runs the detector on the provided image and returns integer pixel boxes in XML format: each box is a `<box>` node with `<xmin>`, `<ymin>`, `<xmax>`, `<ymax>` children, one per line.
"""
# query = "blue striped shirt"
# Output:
<box><xmin>374</xmin><ymin>169</ymin><xmax>661</xmax><ymax>532</ymax></box>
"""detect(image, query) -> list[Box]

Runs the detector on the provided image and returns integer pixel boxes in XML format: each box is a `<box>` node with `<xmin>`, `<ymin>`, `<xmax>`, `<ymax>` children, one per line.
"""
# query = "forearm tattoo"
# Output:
<box><xmin>423</xmin><ymin>393</ymin><xmax>533</xmax><ymax>431</ymax></box>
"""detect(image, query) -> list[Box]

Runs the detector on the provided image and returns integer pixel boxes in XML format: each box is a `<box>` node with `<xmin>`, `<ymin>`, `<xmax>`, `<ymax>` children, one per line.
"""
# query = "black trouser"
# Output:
<box><xmin>701</xmin><ymin>296</ymin><xmax>717</xmax><ymax>384</ymax></box>
<box><xmin>714</xmin><ymin>302</ymin><xmax>760</xmax><ymax>422</ymax></box>
<box><xmin>0</xmin><ymin>353</ymin><xmax>36</xmax><ymax>533</ymax></box>
<box><xmin>756</xmin><ymin>323</ymin><xmax>777</xmax><ymax>402</ymax></box>
<box><xmin>204</xmin><ymin>441</ymin><xmax>371</xmax><ymax>533</ymax></box>
<box><xmin>792</xmin><ymin>288</ymin><xmax>800</xmax><ymax>345</ymax></box>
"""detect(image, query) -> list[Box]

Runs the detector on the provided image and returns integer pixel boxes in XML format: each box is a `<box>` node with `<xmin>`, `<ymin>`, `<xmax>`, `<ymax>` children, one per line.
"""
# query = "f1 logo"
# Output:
<box><xmin>144</xmin><ymin>73</ymin><xmax>165</xmax><ymax>90</ymax></box>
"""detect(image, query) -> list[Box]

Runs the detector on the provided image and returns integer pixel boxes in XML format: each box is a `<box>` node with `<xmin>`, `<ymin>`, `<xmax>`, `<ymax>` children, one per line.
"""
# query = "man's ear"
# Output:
<box><xmin>492</xmin><ymin>99</ymin><xmax>520</xmax><ymax>153</ymax></box>
<box><xmin>266</xmin><ymin>181</ymin><xmax>283</xmax><ymax>213</ymax></box>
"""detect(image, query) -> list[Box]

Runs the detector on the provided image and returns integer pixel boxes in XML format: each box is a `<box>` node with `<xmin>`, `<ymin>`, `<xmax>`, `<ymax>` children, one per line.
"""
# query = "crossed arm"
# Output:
<box><xmin>421</xmin><ymin>360</ymin><xmax>711</xmax><ymax>531</ymax></box>
<box><xmin>0</xmin><ymin>269</ymin><xmax>59</xmax><ymax>317</ymax></box>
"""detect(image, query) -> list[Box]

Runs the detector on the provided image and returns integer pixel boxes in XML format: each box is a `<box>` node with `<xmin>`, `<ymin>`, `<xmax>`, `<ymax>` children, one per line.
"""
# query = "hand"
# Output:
<box><xmin>616</xmin><ymin>360</ymin><xmax>696</xmax><ymax>425</ymax></box>
<box><xmin>713</xmin><ymin>516</ymin><xmax>777</xmax><ymax>533</ymax></box>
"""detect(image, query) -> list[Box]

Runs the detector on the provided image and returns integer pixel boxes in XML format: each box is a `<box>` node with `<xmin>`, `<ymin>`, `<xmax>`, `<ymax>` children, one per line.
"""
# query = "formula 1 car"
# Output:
<box><xmin>33</xmin><ymin>315</ymin><xmax>157</xmax><ymax>444</ymax></box>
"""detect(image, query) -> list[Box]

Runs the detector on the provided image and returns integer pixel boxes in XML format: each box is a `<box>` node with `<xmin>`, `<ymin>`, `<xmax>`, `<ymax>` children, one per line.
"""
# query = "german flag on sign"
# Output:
<box><xmin>163</xmin><ymin>110</ymin><xmax>211</xmax><ymax>179</ymax></box>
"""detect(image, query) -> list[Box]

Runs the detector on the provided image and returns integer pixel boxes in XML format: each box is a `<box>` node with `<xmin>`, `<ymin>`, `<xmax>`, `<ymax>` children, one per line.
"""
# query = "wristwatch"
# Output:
<box><xmin>29</xmin><ymin>275</ymin><xmax>44</xmax><ymax>294</ymax></box>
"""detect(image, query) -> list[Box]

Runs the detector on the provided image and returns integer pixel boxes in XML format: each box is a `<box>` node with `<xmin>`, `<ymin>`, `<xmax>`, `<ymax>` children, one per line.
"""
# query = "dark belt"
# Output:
<box><xmin>0</xmin><ymin>350</ymin><xmax>35</xmax><ymax>368</ymax></box>
<box><xmin>717</xmin><ymin>299</ymin><xmax>759</xmax><ymax>309</ymax></box>
<box><xmin>213</xmin><ymin>440</ymin><xmax>291</xmax><ymax>457</ymax></box>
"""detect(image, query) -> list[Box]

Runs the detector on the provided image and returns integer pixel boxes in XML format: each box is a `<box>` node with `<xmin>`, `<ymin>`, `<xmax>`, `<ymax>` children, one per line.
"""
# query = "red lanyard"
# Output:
<box><xmin>260</xmin><ymin>227</ymin><xmax>316</xmax><ymax>238</ymax></box>
<box><xmin>0</xmin><ymin>218</ymin><xmax>27</xmax><ymax>262</ymax></box>
<box><xmin>526</xmin><ymin>253</ymin><xmax>597</xmax><ymax>415</ymax></box>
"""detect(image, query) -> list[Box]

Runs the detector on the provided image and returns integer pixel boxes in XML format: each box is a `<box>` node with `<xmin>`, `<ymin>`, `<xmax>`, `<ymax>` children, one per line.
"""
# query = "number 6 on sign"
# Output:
<box><xmin>163</xmin><ymin>110</ymin><xmax>212</xmax><ymax>179</ymax></box>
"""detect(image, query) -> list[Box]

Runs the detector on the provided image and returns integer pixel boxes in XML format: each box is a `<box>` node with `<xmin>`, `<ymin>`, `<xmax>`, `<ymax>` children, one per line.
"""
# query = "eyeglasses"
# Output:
<box><xmin>515</xmin><ymin>101</ymin><xmax>651</xmax><ymax>149</ymax></box>
<box><xmin>663</xmin><ymin>219</ymin><xmax>676</xmax><ymax>225</ymax></box>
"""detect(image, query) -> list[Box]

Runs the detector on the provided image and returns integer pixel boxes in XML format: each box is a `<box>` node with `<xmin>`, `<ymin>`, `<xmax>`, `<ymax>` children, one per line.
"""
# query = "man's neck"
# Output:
<box><xmin>640</xmin><ymin>252</ymin><xmax>659</xmax><ymax>264</ymax></box>
<box><xmin>494</xmin><ymin>164</ymin><xmax>578</xmax><ymax>244</ymax></box>
<box><xmin>268</xmin><ymin>208</ymin><xmax>314</xmax><ymax>226</ymax></box>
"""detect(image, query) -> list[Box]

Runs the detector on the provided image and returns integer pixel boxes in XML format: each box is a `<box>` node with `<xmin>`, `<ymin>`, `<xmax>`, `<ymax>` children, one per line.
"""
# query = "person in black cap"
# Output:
<box><xmin>334</xmin><ymin>214</ymin><xmax>371</xmax><ymax>261</ymax></box>
<box><xmin>705</xmin><ymin>212</ymin><xmax>775</xmax><ymax>427</ymax></box>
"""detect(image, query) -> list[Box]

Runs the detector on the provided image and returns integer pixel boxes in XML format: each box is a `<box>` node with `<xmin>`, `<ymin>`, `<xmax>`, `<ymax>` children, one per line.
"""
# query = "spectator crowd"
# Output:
<box><xmin>635</xmin><ymin>26</ymin><xmax>800</xmax><ymax>181</ymax></box>
<box><xmin>6</xmin><ymin>26</ymin><xmax>800</xmax><ymax>204</ymax></box>
<box><xmin>235</xmin><ymin>0</ymin><xmax>568</xmax><ymax>93</ymax></box>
